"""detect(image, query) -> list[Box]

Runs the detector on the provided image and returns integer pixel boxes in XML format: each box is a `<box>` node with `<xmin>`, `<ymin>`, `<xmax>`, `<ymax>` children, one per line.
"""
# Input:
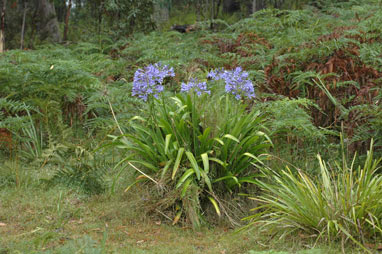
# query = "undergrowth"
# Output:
<box><xmin>0</xmin><ymin>0</ymin><xmax>381</xmax><ymax>252</ymax></box>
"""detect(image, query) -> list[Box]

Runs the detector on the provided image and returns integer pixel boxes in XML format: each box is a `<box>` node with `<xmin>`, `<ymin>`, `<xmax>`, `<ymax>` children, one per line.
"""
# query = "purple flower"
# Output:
<box><xmin>181</xmin><ymin>78</ymin><xmax>210</xmax><ymax>96</ymax></box>
<box><xmin>208</xmin><ymin>67</ymin><xmax>255</xmax><ymax>100</ymax></box>
<box><xmin>207</xmin><ymin>68</ymin><xmax>225</xmax><ymax>80</ymax></box>
<box><xmin>132</xmin><ymin>63</ymin><xmax>175</xmax><ymax>101</ymax></box>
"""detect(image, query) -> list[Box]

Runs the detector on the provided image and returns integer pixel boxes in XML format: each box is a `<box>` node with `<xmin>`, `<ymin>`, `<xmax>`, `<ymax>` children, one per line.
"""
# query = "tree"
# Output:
<box><xmin>63</xmin><ymin>0</ymin><xmax>72</xmax><ymax>41</ymax></box>
<box><xmin>37</xmin><ymin>0</ymin><xmax>61</xmax><ymax>42</ymax></box>
<box><xmin>20</xmin><ymin>1</ymin><xmax>27</xmax><ymax>49</ymax></box>
<box><xmin>103</xmin><ymin>0</ymin><xmax>156</xmax><ymax>36</ymax></box>
<box><xmin>0</xmin><ymin>0</ymin><xmax>6</xmax><ymax>52</ymax></box>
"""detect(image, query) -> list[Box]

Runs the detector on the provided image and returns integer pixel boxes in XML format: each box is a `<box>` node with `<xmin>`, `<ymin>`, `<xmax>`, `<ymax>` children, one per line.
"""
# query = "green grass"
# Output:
<box><xmin>0</xmin><ymin>163</ymin><xmax>359</xmax><ymax>254</ymax></box>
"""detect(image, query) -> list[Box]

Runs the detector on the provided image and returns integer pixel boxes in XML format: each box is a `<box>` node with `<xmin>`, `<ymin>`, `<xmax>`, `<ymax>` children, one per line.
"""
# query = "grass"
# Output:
<box><xmin>0</xmin><ymin>162</ymin><xmax>360</xmax><ymax>254</ymax></box>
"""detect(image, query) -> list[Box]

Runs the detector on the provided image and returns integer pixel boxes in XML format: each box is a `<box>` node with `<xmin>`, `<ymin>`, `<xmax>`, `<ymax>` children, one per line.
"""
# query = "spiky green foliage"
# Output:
<box><xmin>247</xmin><ymin>141</ymin><xmax>382</xmax><ymax>250</ymax></box>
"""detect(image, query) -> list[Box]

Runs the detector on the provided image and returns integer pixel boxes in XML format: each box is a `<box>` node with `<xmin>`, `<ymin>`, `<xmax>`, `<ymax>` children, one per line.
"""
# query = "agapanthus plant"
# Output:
<box><xmin>132</xmin><ymin>62</ymin><xmax>175</xmax><ymax>101</ymax></box>
<box><xmin>181</xmin><ymin>78</ymin><xmax>210</xmax><ymax>96</ymax></box>
<box><xmin>110</xmin><ymin>63</ymin><xmax>270</xmax><ymax>229</ymax></box>
<box><xmin>208</xmin><ymin>67</ymin><xmax>255</xmax><ymax>100</ymax></box>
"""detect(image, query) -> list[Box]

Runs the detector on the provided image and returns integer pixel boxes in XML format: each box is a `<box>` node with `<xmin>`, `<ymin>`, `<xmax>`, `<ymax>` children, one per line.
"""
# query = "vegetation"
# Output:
<box><xmin>247</xmin><ymin>140</ymin><xmax>382</xmax><ymax>252</ymax></box>
<box><xmin>1</xmin><ymin>0</ymin><xmax>382</xmax><ymax>253</ymax></box>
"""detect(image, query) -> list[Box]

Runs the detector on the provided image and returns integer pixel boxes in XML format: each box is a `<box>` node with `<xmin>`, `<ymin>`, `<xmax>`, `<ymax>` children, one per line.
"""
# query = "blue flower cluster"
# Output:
<box><xmin>208</xmin><ymin>67</ymin><xmax>255</xmax><ymax>100</ymax></box>
<box><xmin>132</xmin><ymin>63</ymin><xmax>255</xmax><ymax>101</ymax></box>
<box><xmin>132</xmin><ymin>63</ymin><xmax>175</xmax><ymax>101</ymax></box>
<box><xmin>181</xmin><ymin>78</ymin><xmax>211</xmax><ymax>96</ymax></box>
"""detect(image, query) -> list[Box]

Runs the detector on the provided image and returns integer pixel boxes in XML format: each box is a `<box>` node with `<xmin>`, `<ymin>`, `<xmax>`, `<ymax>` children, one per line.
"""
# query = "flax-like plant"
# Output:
<box><xmin>247</xmin><ymin>140</ymin><xmax>382</xmax><ymax>251</ymax></box>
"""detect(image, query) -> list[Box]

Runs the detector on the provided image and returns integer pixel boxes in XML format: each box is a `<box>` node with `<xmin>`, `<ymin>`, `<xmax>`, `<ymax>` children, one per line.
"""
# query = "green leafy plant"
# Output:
<box><xmin>247</xmin><ymin>139</ymin><xmax>382</xmax><ymax>251</ymax></box>
<box><xmin>49</xmin><ymin>146</ymin><xmax>109</xmax><ymax>195</ymax></box>
<box><xmin>108</xmin><ymin>64</ymin><xmax>271</xmax><ymax>228</ymax></box>
<box><xmin>17</xmin><ymin>110</ymin><xmax>44</xmax><ymax>160</ymax></box>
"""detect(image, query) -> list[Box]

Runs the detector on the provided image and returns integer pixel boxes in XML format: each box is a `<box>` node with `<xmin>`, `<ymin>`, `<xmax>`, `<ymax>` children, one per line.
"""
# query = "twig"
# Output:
<box><xmin>107</xmin><ymin>98</ymin><xmax>159</xmax><ymax>185</ymax></box>
<box><xmin>128</xmin><ymin>161</ymin><xmax>158</xmax><ymax>185</ymax></box>
<box><xmin>107</xmin><ymin>98</ymin><xmax>125</xmax><ymax>136</ymax></box>
<box><xmin>155</xmin><ymin>209</ymin><xmax>173</xmax><ymax>222</ymax></box>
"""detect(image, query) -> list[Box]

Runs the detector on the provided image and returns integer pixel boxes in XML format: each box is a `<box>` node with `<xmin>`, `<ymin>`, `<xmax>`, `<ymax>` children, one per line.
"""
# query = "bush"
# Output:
<box><xmin>247</xmin><ymin>139</ymin><xmax>382</xmax><ymax>251</ymax></box>
<box><xmin>108</xmin><ymin>64</ymin><xmax>271</xmax><ymax>228</ymax></box>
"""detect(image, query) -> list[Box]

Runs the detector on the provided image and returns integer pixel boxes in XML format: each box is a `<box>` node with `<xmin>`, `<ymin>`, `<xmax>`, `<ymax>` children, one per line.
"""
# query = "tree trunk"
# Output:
<box><xmin>38</xmin><ymin>0</ymin><xmax>61</xmax><ymax>43</ymax></box>
<box><xmin>195</xmin><ymin>0</ymin><xmax>201</xmax><ymax>21</ymax></box>
<box><xmin>20</xmin><ymin>1</ymin><xmax>27</xmax><ymax>49</ymax></box>
<box><xmin>214</xmin><ymin>0</ymin><xmax>222</xmax><ymax>19</ymax></box>
<box><xmin>63</xmin><ymin>0</ymin><xmax>72</xmax><ymax>41</ymax></box>
<box><xmin>97</xmin><ymin>1</ymin><xmax>104</xmax><ymax>37</ymax></box>
<box><xmin>0</xmin><ymin>0</ymin><xmax>6</xmax><ymax>52</ymax></box>
<box><xmin>210</xmin><ymin>0</ymin><xmax>214</xmax><ymax>29</ymax></box>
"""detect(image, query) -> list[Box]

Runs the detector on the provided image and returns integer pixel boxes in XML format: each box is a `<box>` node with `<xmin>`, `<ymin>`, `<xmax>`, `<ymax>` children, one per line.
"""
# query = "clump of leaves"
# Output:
<box><xmin>108</xmin><ymin>64</ymin><xmax>271</xmax><ymax>228</ymax></box>
<box><xmin>247</xmin><ymin>139</ymin><xmax>382</xmax><ymax>252</ymax></box>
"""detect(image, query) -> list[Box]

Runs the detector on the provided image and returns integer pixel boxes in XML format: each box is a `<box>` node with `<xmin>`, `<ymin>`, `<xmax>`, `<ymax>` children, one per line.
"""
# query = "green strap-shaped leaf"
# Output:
<box><xmin>176</xmin><ymin>168</ymin><xmax>195</xmax><ymax>189</ymax></box>
<box><xmin>161</xmin><ymin>159</ymin><xmax>173</xmax><ymax>180</ymax></box>
<box><xmin>185</xmin><ymin>151</ymin><xmax>200</xmax><ymax>180</ymax></box>
<box><xmin>180</xmin><ymin>178</ymin><xmax>193</xmax><ymax>198</ymax></box>
<box><xmin>223</xmin><ymin>134</ymin><xmax>240</xmax><ymax>143</ymax></box>
<box><xmin>208</xmin><ymin>196</ymin><xmax>221</xmax><ymax>217</ymax></box>
<box><xmin>201</xmin><ymin>171</ymin><xmax>213</xmax><ymax>192</ymax></box>
<box><xmin>256</xmin><ymin>131</ymin><xmax>273</xmax><ymax>146</ymax></box>
<box><xmin>213</xmin><ymin>175</ymin><xmax>239</xmax><ymax>185</ymax></box>
<box><xmin>130</xmin><ymin>115</ymin><xmax>146</xmax><ymax>122</ymax></box>
<box><xmin>209</xmin><ymin>157</ymin><xmax>227</xmax><ymax>167</ymax></box>
<box><xmin>213</xmin><ymin>137</ymin><xmax>224</xmax><ymax>145</ymax></box>
<box><xmin>244</xmin><ymin>152</ymin><xmax>265</xmax><ymax>165</ymax></box>
<box><xmin>172</xmin><ymin>148</ymin><xmax>184</xmax><ymax>180</ymax></box>
<box><xmin>238</xmin><ymin>176</ymin><xmax>261</xmax><ymax>185</ymax></box>
<box><xmin>201</xmin><ymin>153</ymin><xmax>209</xmax><ymax>174</ymax></box>
<box><xmin>165</xmin><ymin>134</ymin><xmax>172</xmax><ymax>155</ymax></box>
<box><xmin>172</xmin><ymin>210</ymin><xmax>183</xmax><ymax>225</ymax></box>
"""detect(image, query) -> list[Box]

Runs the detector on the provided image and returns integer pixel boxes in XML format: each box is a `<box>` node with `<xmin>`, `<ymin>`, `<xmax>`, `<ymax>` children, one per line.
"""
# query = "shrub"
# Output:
<box><xmin>247</xmin><ymin>139</ymin><xmax>382</xmax><ymax>251</ymax></box>
<box><xmin>108</xmin><ymin>64</ymin><xmax>271</xmax><ymax>228</ymax></box>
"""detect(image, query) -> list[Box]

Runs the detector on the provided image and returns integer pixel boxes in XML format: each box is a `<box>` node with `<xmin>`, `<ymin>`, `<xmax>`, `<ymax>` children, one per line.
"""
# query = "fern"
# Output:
<box><xmin>0</xmin><ymin>98</ymin><xmax>33</xmax><ymax>130</ymax></box>
<box><xmin>49</xmin><ymin>149</ymin><xmax>109</xmax><ymax>195</ymax></box>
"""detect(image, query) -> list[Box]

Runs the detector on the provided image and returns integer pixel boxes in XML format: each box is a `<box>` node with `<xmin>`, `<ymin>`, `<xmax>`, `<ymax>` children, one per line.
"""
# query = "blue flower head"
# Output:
<box><xmin>208</xmin><ymin>67</ymin><xmax>255</xmax><ymax>100</ymax></box>
<box><xmin>207</xmin><ymin>68</ymin><xmax>225</xmax><ymax>80</ymax></box>
<box><xmin>181</xmin><ymin>78</ymin><xmax>210</xmax><ymax>96</ymax></box>
<box><xmin>132</xmin><ymin>63</ymin><xmax>175</xmax><ymax>101</ymax></box>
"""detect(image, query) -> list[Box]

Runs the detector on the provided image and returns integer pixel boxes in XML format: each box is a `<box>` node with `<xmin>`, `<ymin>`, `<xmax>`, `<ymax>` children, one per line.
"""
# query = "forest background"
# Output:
<box><xmin>1</xmin><ymin>0</ymin><xmax>382</xmax><ymax>253</ymax></box>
